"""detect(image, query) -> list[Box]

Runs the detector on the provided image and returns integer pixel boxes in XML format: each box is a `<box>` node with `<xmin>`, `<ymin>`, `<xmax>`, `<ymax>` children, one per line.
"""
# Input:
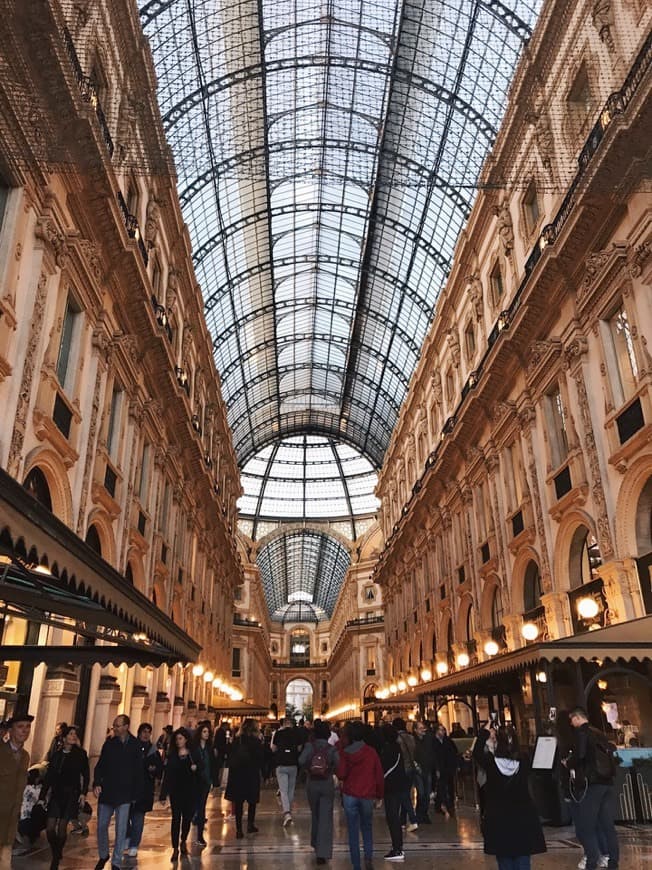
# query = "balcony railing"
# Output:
<box><xmin>62</xmin><ymin>26</ymin><xmax>114</xmax><ymax>158</ymax></box>
<box><xmin>345</xmin><ymin>615</ymin><xmax>384</xmax><ymax>629</ymax></box>
<box><xmin>379</xmin><ymin>30</ymin><xmax>652</xmax><ymax>562</ymax></box>
<box><xmin>117</xmin><ymin>192</ymin><xmax>149</xmax><ymax>267</ymax></box>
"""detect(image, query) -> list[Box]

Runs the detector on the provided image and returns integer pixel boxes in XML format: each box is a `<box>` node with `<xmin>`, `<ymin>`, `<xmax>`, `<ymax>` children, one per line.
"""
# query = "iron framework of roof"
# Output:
<box><xmin>139</xmin><ymin>0</ymin><xmax>541</xmax><ymax>470</ymax></box>
<box><xmin>256</xmin><ymin>529</ymin><xmax>351</xmax><ymax>621</ymax></box>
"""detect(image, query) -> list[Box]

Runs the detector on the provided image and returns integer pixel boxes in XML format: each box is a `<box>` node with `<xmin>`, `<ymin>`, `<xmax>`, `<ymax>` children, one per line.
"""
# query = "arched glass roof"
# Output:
<box><xmin>139</xmin><ymin>0</ymin><xmax>542</xmax><ymax>469</ymax></box>
<box><xmin>256</xmin><ymin>530</ymin><xmax>351</xmax><ymax>622</ymax></box>
<box><xmin>238</xmin><ymin>435</ymin><xmax>379</xmax><ymax>534</ymax></box>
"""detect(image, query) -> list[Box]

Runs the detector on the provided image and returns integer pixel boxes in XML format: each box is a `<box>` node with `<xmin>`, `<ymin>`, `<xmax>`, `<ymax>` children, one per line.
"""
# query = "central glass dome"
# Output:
<box><xmin>238</xmin><ymin>435</ymin><xmax>379</xmax><ymax>529</ymax></box>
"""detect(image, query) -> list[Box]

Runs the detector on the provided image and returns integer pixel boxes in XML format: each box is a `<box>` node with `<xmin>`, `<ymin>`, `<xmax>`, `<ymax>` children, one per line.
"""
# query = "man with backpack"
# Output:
<box><xmin>271</xmin><ymin>718</ymin><xmax>301</xmax><ymax>826</ymax></box>
<box><xmin>299</xmin><ymin>721</ymin><xmax>339</xmax><ymax>864</ymax></box>
<box><xmin>565</xmin><ymin>707</ymin><xmax>619</xmax><ymax>870</ymax></box>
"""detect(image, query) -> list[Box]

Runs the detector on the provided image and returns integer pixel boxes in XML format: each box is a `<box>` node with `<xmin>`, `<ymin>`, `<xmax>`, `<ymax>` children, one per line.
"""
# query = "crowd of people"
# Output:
<box><xmin>0</xmin><ymin>705</ymin><xmax>620</xmax><ymax>870</ymax></box>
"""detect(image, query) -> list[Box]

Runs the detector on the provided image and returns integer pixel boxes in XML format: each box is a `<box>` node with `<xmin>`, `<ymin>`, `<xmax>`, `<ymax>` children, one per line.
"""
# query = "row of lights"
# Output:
<box><xmin>379</xmin><ymin>597</ymin><xmax>603</xmax><ymax>697</ymax></box>
<box><xmin>328</xmin><ymin>703</ymin><xmax>357</xmax><ymax>719</ymax></box>
<box><xmin>191</xmin><ymin>664</ymin><xmax>243</xmax><ymax>702</ymax></box>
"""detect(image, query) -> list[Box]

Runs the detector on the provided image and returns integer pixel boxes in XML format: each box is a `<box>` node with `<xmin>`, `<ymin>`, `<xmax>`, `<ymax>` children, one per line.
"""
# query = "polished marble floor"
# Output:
<box><xmin>11</xmin><ymin>785</ymin><xmax>652</xmax><ymax>869</ymax></box>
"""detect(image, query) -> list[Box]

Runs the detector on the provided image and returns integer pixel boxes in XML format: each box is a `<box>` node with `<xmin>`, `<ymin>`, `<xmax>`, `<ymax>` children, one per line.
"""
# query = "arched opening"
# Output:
<box><xmin>23</xmin><ymin>467</ymin><xmax>52</xmax><ymax>512</ymax></box>
<box><xmin>464</xmin><ymin>602</ymin><xmax>475</xmax><ymax>641</ymax></box>
<box><xmin>569</xmin><ymin>526</ymin><xmax>602</xmax><ymax>589</ymax></box>
<box><xmin>364</xmin><ymin>683</ymin><xmax>378</xmax><ymax>703</ymax></box>
<box><xmin>125</xmin><ymin>563</ymin><xmax>134</xmax><ymax>585</ymax></box>
<box><xmin>523</xmin><ymin>560</ymin><xmax>543</xmax><ymax>612</ymax></box>
<box><xmin>85</xmin><ymin>524</ymin><xmax>102</xmax><ymax>556</ymax></box>
<box><xmin>635</xmin><ymin>476</ymin><xmax>652</xmax><ymax>556</ymax></box>
<box><xmin>285</xmin><ymin>678</ymin><xmax>313</xmax><ymax>721</ymax></box>
<box><xmin>491</xmin><ymin>586</ymin><xmax>504</xmax><ymax>629</ymax></box>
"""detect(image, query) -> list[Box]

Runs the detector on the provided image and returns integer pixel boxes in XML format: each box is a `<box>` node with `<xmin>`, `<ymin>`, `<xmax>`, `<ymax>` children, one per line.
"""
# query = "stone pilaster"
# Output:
<box><xmin>541</xmin><ymin>591</ymin><xmax>573</xmax><ymax>640</ymax></box>
<box><xmin>30</xmin><ymin>666</ymin><xmax>80</xmax><ymax>762</ymax></box>
<box><xmin>152</xmin><ymin>691</ymin><xmax>172</xmax><ymax>739</ymax></box>
<box><xmin>596</xmin><ymin>558</ymin><xmax>645</xmax><ymax>623</ymax></box>
<box><xmin>88</xmin><ymin>674</ymin><xmax>122</xmax><ymax>764</ymax></box>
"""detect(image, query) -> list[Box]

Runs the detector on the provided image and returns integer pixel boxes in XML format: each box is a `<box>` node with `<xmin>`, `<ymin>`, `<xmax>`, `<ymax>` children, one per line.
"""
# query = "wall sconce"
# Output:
<box><xmin>420</xmin><ymin>668</ymin><xmax>432</xmax><ymax>682</ymax></box>
<box><xmin>204</xmin><ymin>671</ymin><xmax>214</xmax><ymax>683</ymax></box>
<box><xmin>535</xmin><ymin>670</ymin><xmax>547</xmax><ymax>683</ymax></box>
<box><xmin>389</xmin><ymin>684</ymin><xmax>398</xmax><ymax>695</ymax></box>
<box><xmin>436</xmin><ymin>661</ymin><xmax>448</xmax><ymax>676</ymax></box>
<box><xmin>484</xmin><ymin>640</ymin><xmax>499</xmax><ymax>657</ymax></box>
<box><xmin>192</xmin><ymin>664</ymin><xmax>204</xmax><ymax>677</ymax></box>
<box><xmin>212</xmin><ymin>677</ymin><xmax>222</xmax><ymax>689</ymax></box>
<box><xmin>456</xmin><ymin>652</ymin><xmax>470</xmax><ymax>668</ymax></box>
<box><xmin>407</xmin><ymin>675</ymin><xmax>418</xmax><ymax>687</ymax></box>
<box><xmin>175</xmin><ymin>366</ymin><xmax>188</xmax><ymax>388</ymax></box>
<box><xmin>497</xmin><ymin>310</ymin><xmax>510</xmax><ymax>331</ymax></box>
<box><xmin>397</xmin><ymin>680</ymin><xmax>407</xmax><ymax>692</ymax></box>
<box><xmin>521</xmin><ymin>621</ymin><xmax>539</xmax><ymax>641</ymax></box>
<box><xmin>154</xmin><ymin>303</ymin><xmax>168</xmax><ymax>328</ymax></box>
<box><xmin>577</xmin><ymin>596</ymin><xmax>600</xmax><ymax>620</ymax></box>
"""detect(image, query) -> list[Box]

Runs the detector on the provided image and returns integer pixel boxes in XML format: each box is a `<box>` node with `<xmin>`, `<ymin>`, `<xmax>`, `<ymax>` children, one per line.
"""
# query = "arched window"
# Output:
<box><xmin>125</xmin><ymin>563</ymin><xmax>134</xmax><ymax>585</ymax></box>
<box><xmin>85</xmin><ymin>524</ymin><xmax>102</xmax><ymax>556</ymax></box>
<box><xmin>465</xmin><ymin>604</ymin><xmax>475</xmax><ymax>641</ymax></box>
<box><xmin>491</xmin><ymin>587</ymin><xmax>504</xmax><ymax>629</ymax></box>
<box><xmin>569</xmin><ymin>526</ymin><xmax>601</xmax><ymax>589</ymax></box>
<box><xmin>23</xmin><ymin>467</ymin><xmax>52</xmax><ymax>512</ymax></box>
<box><xmin>431</xmin><ymin>630</ymin><xmax>437</xmax><ymax>660</ymax></box>
<box><xmin>523</xmin><ymin>561</ymin><xmax>543</xmax><ymax>612</ymax></box>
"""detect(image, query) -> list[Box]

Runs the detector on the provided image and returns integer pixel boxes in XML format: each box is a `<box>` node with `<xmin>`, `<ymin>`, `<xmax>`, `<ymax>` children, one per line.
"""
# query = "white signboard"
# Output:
<box><xmin>532</xmin><ymin>735</ymin><xmax>557</xmax><ymax>770</ymax></box>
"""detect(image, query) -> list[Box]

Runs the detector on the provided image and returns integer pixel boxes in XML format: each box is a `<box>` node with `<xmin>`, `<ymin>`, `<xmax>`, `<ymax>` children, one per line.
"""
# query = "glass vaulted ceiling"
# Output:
<box><xmin>140</xmin><ymin>0</ymin><xmax>542</xmax><ymax>471</ymax></box>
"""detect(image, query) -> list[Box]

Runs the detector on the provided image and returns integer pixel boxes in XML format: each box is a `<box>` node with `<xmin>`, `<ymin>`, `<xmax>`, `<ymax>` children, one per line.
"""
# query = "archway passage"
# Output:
<box><xmin>635</xmin><ymin>475</ymin><xmax>652</xmax><ymax>613</ymax></box>
<box><xmin>285</xmin><ymin>678</ymin><xmax>313</xmax><ymax>721</ymax></box>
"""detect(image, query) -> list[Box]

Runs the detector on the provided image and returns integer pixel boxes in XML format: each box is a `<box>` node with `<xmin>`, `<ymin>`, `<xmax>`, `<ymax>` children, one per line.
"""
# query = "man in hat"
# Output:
<box><xmin>0</xmin><ymin>710</ymin><xmax>33</xmax><ymax>863</ymax></box>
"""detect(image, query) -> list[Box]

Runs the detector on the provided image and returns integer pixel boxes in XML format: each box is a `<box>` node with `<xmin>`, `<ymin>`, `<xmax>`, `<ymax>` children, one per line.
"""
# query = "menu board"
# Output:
<box><xmin>532</xmin><ymin>735</ymin><xmax>557</xmax><ymax>770</ymax></box>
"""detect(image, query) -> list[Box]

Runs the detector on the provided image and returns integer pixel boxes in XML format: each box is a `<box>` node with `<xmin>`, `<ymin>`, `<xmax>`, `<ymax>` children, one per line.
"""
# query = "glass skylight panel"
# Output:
<box><xmin>141</xmin><ymin>0</ymin><xmax>541</xmax><ymax>478</ymax></box>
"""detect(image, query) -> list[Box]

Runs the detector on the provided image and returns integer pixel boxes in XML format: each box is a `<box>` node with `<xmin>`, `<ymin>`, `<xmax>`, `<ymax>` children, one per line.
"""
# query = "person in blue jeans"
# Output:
<box><xmin>473</xmin><ymin>724</ymin><xmax>546</xmax><ymax>870</ymax></box>
<box><xmin>92</xmin><ymin>714</ymin><xmax>144</xmax><ymax>870</ymax></box>
<box><xmin>336</xmin><ymin>721</ymin><xmax>384</xmax><ymax>870</ymax></box>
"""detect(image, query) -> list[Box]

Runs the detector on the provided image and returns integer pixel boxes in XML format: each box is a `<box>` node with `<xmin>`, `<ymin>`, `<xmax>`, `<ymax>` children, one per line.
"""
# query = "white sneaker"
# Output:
<box><xmin>577</xmin><ymin>857</ymin><xmax>586</xmax><ymax>870</ymax></box>
<box><xmin>598</xmin><ymin>858</ymin><xmax>609</xmax><ymax>868</ymax></box>
<box><xmin>282</xmin><ymin>812</ymin><xmax>292</xmax><ymax>827</ymax></box>
<box><xmin>405</xmin><ymin>823</ymin><xmax>418</xmax><ymax>833</ymax></box>
<box><xmin>127</xmin><ymin>847</ymin><xmax>138</xmax><ymax>857</ymax></box>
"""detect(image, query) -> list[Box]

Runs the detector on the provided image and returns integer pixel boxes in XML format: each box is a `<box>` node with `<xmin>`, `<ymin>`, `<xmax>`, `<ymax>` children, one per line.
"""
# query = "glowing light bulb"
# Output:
<box><xmin>484</xmin><ymin>640</ymin><xmax>499</xmax><ymax>657</ymax></box>
<box><xmin>456</xmin><ymin>653</ymin><xmax>470</xmax><ymax>668</ymax></box>
<box><xmin>577</xmin><ymin>597</ymin><xmax>599</xmax><ymax>620</ymax></box>
<box><xmin>192</xmin><ymin>664</ymin><xmax>204</xmax><ymax>677</ymax></box>
<box><xmin>436</xmin><ymin>661</ymin><xmax>448</xmax><ymax>676</ymax></box>
<box><xmin>420</xmin><ymin>668</ymin><xmax>432</xmax><ymax>682</ymax></box>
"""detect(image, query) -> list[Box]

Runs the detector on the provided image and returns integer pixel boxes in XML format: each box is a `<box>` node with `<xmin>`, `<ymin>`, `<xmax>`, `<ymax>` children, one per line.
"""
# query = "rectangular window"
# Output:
<box><xmin>465</xmin><ymin>322</ymin><xmax>476</xmax><ymax>359</ymax></box>
<box><xmin>231</xmin><ymin>647</ymin><xmax>241</xmax><ymax>677</ymax></box>
<box><xmin>546</xmin><ymin>386</ymin><xmax>569</xmax><ymax>469</ymax></box>
<box><xmin>0</xmin><ymin>178</ymin><xmax>8</xmax><ymax>232</ymax></box>
<box><xmin>107</xmin><ymin>386</ymin><xmax>123</xmax><ymax>462</ymax></box>
<box><xmin>476</xmin><ymin>483</ymin><xmax>486</xmax><ymax>541</ymax></box>
<box><xmin>445</xmin><ymin>367</ymin><xmax>455</xmax><ymax>403</ymax></box>
<box><xmin>523</xmin><ymin>182</ymin><xmax>540</xmax><ymax>233</ymax></box>
<box><xmin>138</xmin><ymin>442</ymin><xmax>150</xmax><ymax>502</ymax></box>
<box><xmin>56</xmin><ymin>295</ymin><xmax>81</xmax><ymax>392</ymax></box>
<box><xmin>160</xmin><ymin>481</ymin><xmax>171</xmax><ymax>534</ymax></box>
<box><xmin>503</xmin><ymin>444</ymin><xmax>517</xmax><ymax>512</ymax></box>
<box><xmin>604</xmin><ymin>305</ymin><xmax>639</xmax><ymax>406</ymax></box>
<box><xmin>490</xmin><ymin>262</ymin><xmax>504</xmax><ymax>305</ymax></box>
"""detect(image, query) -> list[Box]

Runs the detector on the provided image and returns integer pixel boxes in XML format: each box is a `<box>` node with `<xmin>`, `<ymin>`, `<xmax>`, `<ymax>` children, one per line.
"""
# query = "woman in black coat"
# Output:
<box><xmin>379</xmin><ymin>724</ymin><xmax>409</xmax><ymax>860</ymax></box>
<box><xmin>40</xmin><ymin>724</ymin><xmax>90</xmax><ymax>870</ymax></box>
<box><xmin>160</xmin><ymin>728</ymin><xmax>200</xmax><ymax>861</ymax></box>
<box><xmin>473</xmin><ymin>725</ymin><xmax>546</xmax><ymax>870</ymax></box>
<box><xmin>225</xmin><ymin>718</ymin><xmax>264</xmax><ymax>838</ymax></box>
<box><xmin>191</xmin><ymin>721</ymin><xmax>218</xmax><ymax>846</ymax></box>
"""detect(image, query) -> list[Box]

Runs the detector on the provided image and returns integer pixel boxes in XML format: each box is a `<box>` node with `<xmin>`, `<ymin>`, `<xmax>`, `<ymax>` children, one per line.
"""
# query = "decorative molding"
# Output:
<box><xmin>7</xmin><ymin>272</ymin><xmax>49</xmax><ymax>476</ymax></box>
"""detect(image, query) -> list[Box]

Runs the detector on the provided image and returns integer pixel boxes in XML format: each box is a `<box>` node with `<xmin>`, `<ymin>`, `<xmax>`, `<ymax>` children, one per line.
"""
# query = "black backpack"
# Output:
<box><xmin>589</xmin><ymin>729</ymin><xmax>619</xmax><ymax>780</ymax></box>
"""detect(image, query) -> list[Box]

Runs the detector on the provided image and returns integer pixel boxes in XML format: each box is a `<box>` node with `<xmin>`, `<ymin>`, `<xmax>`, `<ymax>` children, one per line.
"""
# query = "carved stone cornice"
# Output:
<box><xmin>525</xmin><ymin>338</ymin><xmax>562</xmax><ymax>387</ymax></box>
<box><xmin>34</xmin><ymin>217</ymin><xmax>68</xmax><ymax>268</ymax></box>
<box><xmin>576</xmin><ymin>242</ymin><xmax>628</xmax><ymax>313</ymax></box>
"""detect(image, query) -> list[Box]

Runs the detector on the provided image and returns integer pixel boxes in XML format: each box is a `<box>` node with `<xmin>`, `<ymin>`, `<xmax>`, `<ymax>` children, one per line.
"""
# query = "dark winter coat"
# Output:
<box><xmin>160</xmin><ymin>750</ymin><xmax>200</xmax><ymax>803</ymax></box>
<box><xmin>225</xmin><ymin>735</ymin><xmax>263</xmax><ymax>804</ymax></box>
<box><xmin>433</xmin><ymin>734</ymin><xmax>459</xmax><ymax>777</ymax></box>
<box><xmin>473</xmin><ymin>729</ymin><xmax>546</xmax><ymax>858</ymax></box>
<box><xmin>566</xmin><ymin>723</ymin><xmax>615</xmax><ymax>786</ymax></box>
<box><xmin>134</xmin><ymin>740</ymin><xmax>164</xmax><ymax>813</ymax></box>
<box><xmin>414</xmin><ymin>731</ymin><xmax>435</xmax><ymax>773</ymax></box>
<box><xmin>193</xmin><ymin>740</ymin><xmax>219</xmax><ymax>788</ymax></box>
<box><xmin>42</xmin><ymin>746</ymin><xmax>90</xmax><ymax>805</ymax></box>
<box><xmin>93</xmin><ymin>734</ymin><xmax>144</xmax><ymax>807</ymax></box>
<box><xmin>379</xmin><ymin>741</ymin><xmax>409</xmax><ymax>795</ymax></box>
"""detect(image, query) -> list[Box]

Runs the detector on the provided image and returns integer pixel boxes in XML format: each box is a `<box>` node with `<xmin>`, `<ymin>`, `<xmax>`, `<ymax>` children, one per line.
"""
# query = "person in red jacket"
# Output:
<box><xmin>336</xmin><ymin>721</ymin><xmax>384</xmax><ymax>870</ymax></box>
